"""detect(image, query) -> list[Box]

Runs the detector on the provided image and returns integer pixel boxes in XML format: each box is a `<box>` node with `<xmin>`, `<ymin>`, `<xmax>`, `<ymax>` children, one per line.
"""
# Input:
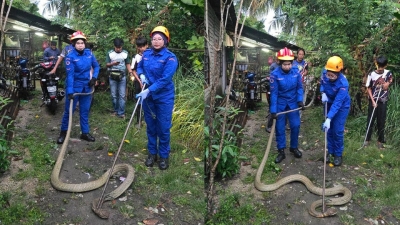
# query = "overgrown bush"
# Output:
<box><xmin>205</xmin><ymin>99</ymin><xmax>244</xmax><ymax>178</ymax></box>
<box><xmin>171</xmin><ymin>68</ymin><xmax>204</xmax><ymax>152</ymax></box>
<box><xmin>0</xmin><ymin>96</ymin><xmax>15</xmax><ymax>172</ymax></box>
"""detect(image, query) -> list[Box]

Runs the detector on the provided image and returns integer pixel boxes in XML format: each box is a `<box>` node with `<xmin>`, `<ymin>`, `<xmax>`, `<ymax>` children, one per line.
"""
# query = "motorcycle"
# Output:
<box><xmin>32</xmin><ymin>61</ymin><xmax>65</xmax><ymax>114</ymax></box>
<box><xmin>243</xmin><ymin>72</ymin><xmax>258</xmax><ymax>110</ymax></box>
<box><xmin>16</xmin><ymin>57</ymin><xmax>34</xmax><ymax>99</ymax></box>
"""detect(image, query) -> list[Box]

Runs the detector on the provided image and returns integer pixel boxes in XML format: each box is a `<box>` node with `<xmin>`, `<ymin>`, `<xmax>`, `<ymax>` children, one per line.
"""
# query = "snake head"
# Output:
<box><xmin>323</xmin><ymin>207</ymin><xmax>338</xmax><ymax>217</ymax></box>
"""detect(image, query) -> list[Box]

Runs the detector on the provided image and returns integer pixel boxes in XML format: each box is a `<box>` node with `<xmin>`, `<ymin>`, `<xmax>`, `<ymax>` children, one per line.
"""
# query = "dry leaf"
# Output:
<box><xmin>124</xmin><ymin>139</ymin><xmax>130</xmax><ymax>143</ymax></box>
<box><xmin>194</xmin><ymin>157</ymin><xmax>201</xmax><ymax>162</ymax></box>
<box><xmin>143</xmin><ymin>218</ymin><xmax>159</xmax><ymax>225</ymax></box>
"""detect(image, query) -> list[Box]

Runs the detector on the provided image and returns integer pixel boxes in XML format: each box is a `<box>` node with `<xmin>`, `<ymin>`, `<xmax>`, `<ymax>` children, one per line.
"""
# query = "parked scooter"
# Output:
<box><xmin>16</xmin><ymin>57</ymin><xmax>34</xmax><ymax>99</ymax></box>
<box><xmin>243</xmin><ymin>72</ymin><xmax>258</xmax><ymax>110</ymax></box>
<box><xmin>32</xmin><ymin>61</ymin><xmax>65</xmax><ymax>114</ymax></box>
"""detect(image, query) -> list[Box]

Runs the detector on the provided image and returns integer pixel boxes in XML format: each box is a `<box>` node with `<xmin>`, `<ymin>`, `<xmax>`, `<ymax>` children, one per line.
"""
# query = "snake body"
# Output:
<box><xmin>50</xmin><ymin>92</ymin><xmax>135</xmax><ymax>219</ymax></box>
<box><xmin>254</xmin><ymin>111</ymin><xmax>352</xmax><ymax>217</ymax></box>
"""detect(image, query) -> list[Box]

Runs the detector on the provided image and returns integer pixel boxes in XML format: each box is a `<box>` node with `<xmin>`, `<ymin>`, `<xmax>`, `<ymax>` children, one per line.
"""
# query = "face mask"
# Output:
<box><xmin>326</xmin><ymin>71</ymin><xmax>338</xmax><ymax>82</ymax></box>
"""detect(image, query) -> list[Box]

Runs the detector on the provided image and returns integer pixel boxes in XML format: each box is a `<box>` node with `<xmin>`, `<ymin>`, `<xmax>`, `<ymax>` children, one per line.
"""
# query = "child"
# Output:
<box><xmin>130</xmin><ymin>36</ymin><xmax>148</xmax><ymax>123</ymax></box>
<box><xmin>364</xmin><ymin>55</ymin><xmax>393</xmax><ymax>149</ymax></box>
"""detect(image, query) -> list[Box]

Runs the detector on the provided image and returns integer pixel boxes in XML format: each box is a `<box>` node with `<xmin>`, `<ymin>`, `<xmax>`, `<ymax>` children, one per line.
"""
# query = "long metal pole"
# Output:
<box><xmin>359</xmin><ymin>86</ymin><xmax>383</xmax><ymax>149</ymax></box>
<box><xmin>138</xmin><ymin>84</ymin><xmax>146</xmax><ymax>129</ymax></box>
<box><xmin>95</xmin><ymin>87</ymin><xmax>145</xmax><ymax>209</ymax></box>
<box><xmin>322</xmin><ymin>102</ymin><xmax>328</xmax><ymax>213</ymax></box>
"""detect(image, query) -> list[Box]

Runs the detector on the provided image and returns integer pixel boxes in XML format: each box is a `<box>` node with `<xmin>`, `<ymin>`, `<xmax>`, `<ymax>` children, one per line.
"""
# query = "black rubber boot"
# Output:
<box><xmin>275</xmin><ymin>149</ymin><xmax>286</xmax><ymax>163</ymax></box>
<box><xmin>333</xmin><ymin>156</ymin><xmax>342</xmax><ymax>166</ymax></box>
<box><xmin>158</xmin><ymin>158</ymin><xmax>169</xmax><ymax>170</ymax></box>
<box><xmin>57</xmin><ymin>131</ymin><xmax>67</xmax><ymax>144</ymax></box>
<box><xmin>289</xmin><ymin>148</ymin><xmax>302</xmax><ymax>158</ymax></box>
<box><xmin>145</xmin><ymin>154</ymin><xmax>158</xmax><ymax>167</ymax></box>
<box><xmin>80</xmin><ymin>133</ymin><xmax>95</xmax><ymax>142</ymax></box>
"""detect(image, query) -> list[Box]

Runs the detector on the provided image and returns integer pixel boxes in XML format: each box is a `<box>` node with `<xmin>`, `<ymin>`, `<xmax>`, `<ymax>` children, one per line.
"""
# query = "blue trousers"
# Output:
<box><xmin>143</xmin><ymin>95</ymin><xmax>174</xmax><ymax>159</ymax></box>
<box><xmin>325</xmin><ymin>104</ymin><xmax>349</xmax><ymax>157</ymax></box>
<box><xmin>109</xmin><ymin>76</ymin><xmax>126</xmax><ymax>116</ymax></box>
<box><xmin>61</xmin><ymin>89</ymin><xmax>92</xmax><ymax>134</ymax></box>
<box><xmin>275</xmin><ymin>106</ymin><xmax>300</xmax><ymax>150</ymax></box>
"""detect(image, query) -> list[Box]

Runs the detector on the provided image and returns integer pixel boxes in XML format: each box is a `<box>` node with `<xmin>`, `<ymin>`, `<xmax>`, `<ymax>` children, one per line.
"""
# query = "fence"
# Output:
<box><xmin>0</xmin><ymin>86</ymin><xmax>20</xmax><ymax>142</ymax></box>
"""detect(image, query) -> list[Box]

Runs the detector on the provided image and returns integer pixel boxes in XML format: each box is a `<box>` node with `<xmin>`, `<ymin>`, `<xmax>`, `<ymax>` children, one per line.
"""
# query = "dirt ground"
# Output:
<box><xmin>220</xmin><ymin>103</ymin><xmax>400</xmax><ymax>225</ymax></box>
<box><xmin>0</xmin><ymin>94</ymin><xmax>202</xmax><ymax>225</ymax></box>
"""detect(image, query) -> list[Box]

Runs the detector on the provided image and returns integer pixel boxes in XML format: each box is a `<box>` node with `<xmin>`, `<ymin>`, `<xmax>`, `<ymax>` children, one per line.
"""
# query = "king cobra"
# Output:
<box><xmin>254</xmin><ymin>108</ymin><xmax>352</xmax><ymax>217</ymax></box>
<box><xmin>51</xmin><ymin>90</ymin><xmax>135</xmax><ymax>219</ymax></box>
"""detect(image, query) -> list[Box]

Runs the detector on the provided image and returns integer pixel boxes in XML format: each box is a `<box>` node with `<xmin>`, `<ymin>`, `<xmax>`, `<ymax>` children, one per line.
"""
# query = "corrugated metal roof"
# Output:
<box><xmin>2</xmin><ymin>2</ymin><xmax>76</xmax><ymax>42</ymax></box>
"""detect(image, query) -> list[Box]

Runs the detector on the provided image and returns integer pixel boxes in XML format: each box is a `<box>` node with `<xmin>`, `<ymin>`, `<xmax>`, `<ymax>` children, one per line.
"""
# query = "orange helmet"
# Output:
<box><xmin>150</xmin><ymin>26</ymin><xmax>170</xmax><ymax>42</ymax></box>
<box><xmin>277</xmin><ymin>47</ymin><xmax>294</xmax><ymax>60</ymax></box>
<box><xmin>70</xmin><ymin>31</ymin><xmax>87</xmax><ymax>42</ymax></box>
<box><xmin>325</xmin><ymin>56</ymin><xmax>343</xmax><ymax>72</ymax></box>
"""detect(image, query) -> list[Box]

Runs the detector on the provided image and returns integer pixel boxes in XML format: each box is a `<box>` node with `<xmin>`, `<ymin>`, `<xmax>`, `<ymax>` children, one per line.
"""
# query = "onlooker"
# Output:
<box><xmin>364</xmin><ymin>55</ymin><xmax>393</xmax><ymax>149</ymax></box>
<box><xmin>292</xmin><ymin>48</ymin><xmax>308</xmax><ymax>83</ymax></box>
<box><xmin>136</xmin><ymin>26</ymin><xmax>178</xmax><ymax>170</ymax></box>
<box><xmin>106</xmin><ymin>38</ymin><xmax>133</xmax><ymax>119</ymax></box>
<box><xmin>131</xmin><ymin>36</ymin><xmax>148</xmax><ymax>123</ymax></box>
<box><xmin>265</xmin><ymin>53</ymin><xmax>279</xmax><ymax>133</ymax></box>
<box><xmin>269</xmin><ymin>47</ymin><xmax>304</xmax><ymax>164</ymax></box>
<box><xmin>50</xmin><ymin>35</ymin><xmax>75</xmax><ymax>75</ymax></box>
<box><xmin>57</xmin><ymin>31</ymin><xmax>99</xmax><ymax>144</ymax></box>
<box><xmin>43</xmin><ymin>41</ymin><xmax>60</xmax><ymax>63</ymax></box>
<box><xmin>321</xmin><ymin>56</ymin><xmax>351</xmax><ymax>166</ymax></box>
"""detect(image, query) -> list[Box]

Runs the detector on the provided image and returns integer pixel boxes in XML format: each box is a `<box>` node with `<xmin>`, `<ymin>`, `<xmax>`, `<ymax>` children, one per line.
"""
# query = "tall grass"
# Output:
<box><xmin>346</xmin><ymin>83</ymin><xmax>400</xmax><ymax>147</ymax></box>
<box><xmin>171</xmin><ymin>68</ymin><xmax>204</xmax><ymax>152</ymax></box>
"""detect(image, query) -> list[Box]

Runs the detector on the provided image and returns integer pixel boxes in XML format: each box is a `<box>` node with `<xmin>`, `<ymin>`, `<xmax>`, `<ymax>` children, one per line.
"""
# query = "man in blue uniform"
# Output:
<box><xmin>321</xmin><ymin>56</ymin><xmax>351</xmax><ymax>166</ymax></box>
<box><xmin>269</xmin><ymin>47</ymin><xmax>304</xmax><ymax>164</ymax></box>
<box><xmin>136</xmin><ymin>26</ymin><xmax>178</xmax><ymax>170</ymax></box>
<box><xmin>57</xmin><ymin>31</ymin><xmax>100</xmax><ymax>144</ymax></box>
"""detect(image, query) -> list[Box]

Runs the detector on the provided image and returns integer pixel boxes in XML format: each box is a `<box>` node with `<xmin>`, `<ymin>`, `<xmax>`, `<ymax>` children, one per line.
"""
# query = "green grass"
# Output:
<box><xmin>207</xmin><ymin>191</ymin><xmax>273</xmax><ymax>225</ymax></box>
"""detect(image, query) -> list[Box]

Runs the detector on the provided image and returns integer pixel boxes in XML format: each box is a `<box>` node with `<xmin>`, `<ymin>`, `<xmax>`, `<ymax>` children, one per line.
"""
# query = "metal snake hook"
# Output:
<box><xmin>358</xmin><ymin>86</ymin><xmax>383</xmax><ymax>150</ymax></box>
<box><xmin>322</xmin><ymin>102</ymin><xmax>328</xmax><ymax>213</ymax></box>
<box><xmin>95</xmin><ymin>89</ymin><xmax>144</xmax><ymax>211</ymax></box>
<box><xmin>138</xmin><ymin>84</ymin><xmax>146</xmax><ymax>129</ymax></box>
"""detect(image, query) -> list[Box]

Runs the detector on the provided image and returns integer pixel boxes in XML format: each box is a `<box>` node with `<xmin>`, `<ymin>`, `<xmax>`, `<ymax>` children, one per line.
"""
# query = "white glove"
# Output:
<box><xmin>323</xmin><ymin>118</ymin><xmax>331</xmax><ymax>131</ymax></box>
<box><xmin>140</xmin><ymin>74</ymin><xmax>148</xmax><ymax>84</ymax></box>
<box><xmin>321</xmin><ymin>93</ymin><xmax>328</xmax><ymax>103</ymax></box>
<box><xmin>136</xmin><ymin>89</ymin><xmax>150</xmax><ymax>103</ymax></box>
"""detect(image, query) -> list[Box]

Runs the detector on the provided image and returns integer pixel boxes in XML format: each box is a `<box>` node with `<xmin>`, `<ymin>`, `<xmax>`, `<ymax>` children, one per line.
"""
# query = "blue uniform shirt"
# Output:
<box><xmin>320</xmin><ymin>69</ymin><xmax>351</xmax><ymax>119</ymax></box>
<box><xmin>65</xmin><ymin>48</ymin><xmax>99</xmax><ymax>95</ymax></box>
<box><xmin>43</xmin><ymin>47</ymin><xmax>60</xmax><ymax>63</ymax></box>
<box><xmin>137</xmin><ymin>47</ymin><xmax>178</xmax><ymax>100</ymax></box>
<box><xmin>269</xmin><ymin>66</ymin><xmax>303</xmax><ymax>114</ymax></box>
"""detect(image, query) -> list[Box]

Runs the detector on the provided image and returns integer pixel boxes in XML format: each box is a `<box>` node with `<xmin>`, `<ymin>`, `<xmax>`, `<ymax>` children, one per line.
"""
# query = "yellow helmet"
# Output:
<box><xmin>325</xmin><ymin>56</ymin><xmax>343</xmax><ymax>72</ymax></box>
<box><xmin>150</xmin><ymin>26</ymin><xmax>170</xmax><ymax>42</ymax></box>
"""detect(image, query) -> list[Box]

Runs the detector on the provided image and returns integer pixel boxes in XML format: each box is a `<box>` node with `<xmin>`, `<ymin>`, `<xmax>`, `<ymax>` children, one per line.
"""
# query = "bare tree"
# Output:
<box><xmin>205</xmin><ymin>0</ymin><xmax>253</xmax><ymax>220</ymax></box>
<box><xmin>0</xmin><ymin>0</ymin><xmax>14</xmax><ymax>60</ymax></box>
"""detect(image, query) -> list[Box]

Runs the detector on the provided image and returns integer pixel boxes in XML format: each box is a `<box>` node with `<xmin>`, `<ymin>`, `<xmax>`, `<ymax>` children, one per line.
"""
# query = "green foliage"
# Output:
<box><xmin>0</xmin><ymin>96</ymin><xmax>16</xmax><ymax>172</ymax></box>
<box><xmin>205</xmin><ymin>101</ymin><xmax>244</xmax><ymax>178</ymax></box>
<box><xmin>172</xmin><ymin>0</ymin><xmax>204</xmax><ymax>16</ymax></box>
<box><xmin>185</xmin><ymin>35</ymin><xmax>204</xmax><ymax>72</ymax></box>
<box><xmin>206</xmin><ymin>192</ymin><xmax>272</xmax><ymax>224</ymax></box>
<box><xmin>280</xmin><ymin>0</ymin><xmax>400</xmax><ymax>116</ymax></box>
<box><xmin>11</xmin><ymin>0</ymin><xmax>40</xmax><ymax>15</ymax></box>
